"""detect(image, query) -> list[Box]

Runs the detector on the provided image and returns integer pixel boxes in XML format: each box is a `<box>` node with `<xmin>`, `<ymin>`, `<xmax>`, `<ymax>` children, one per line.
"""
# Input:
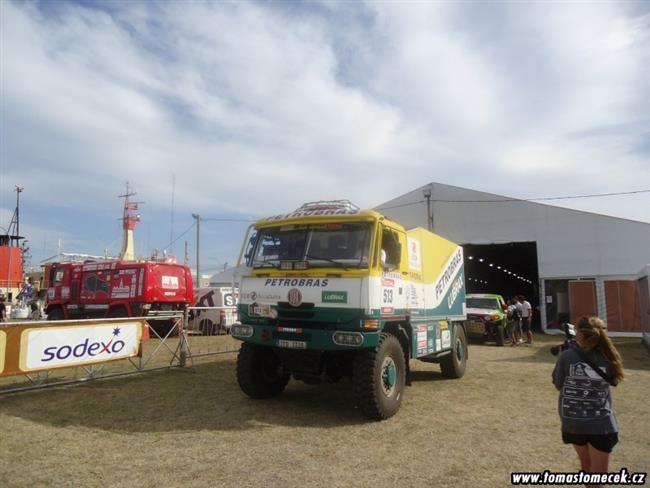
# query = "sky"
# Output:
<box><xmin>1</xmin><ymin>0</ymin><xmax>649</xmax><ymax>275</ymax></box>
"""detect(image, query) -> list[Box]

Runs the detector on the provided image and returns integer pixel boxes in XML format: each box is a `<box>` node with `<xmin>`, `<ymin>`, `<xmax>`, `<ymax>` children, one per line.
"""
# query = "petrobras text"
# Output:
<box><xmin>435</xmin><ymin>248</ymin><xmax>463</xmax><ymax>300</ymax></box>
<box><xmin>22</xmin><ymin>322</ymin><xmax>141</xmax><ymax>371</ymax></box>
<box><xmin>264</xmin><ymin>278</ymin><xmax>329</xmax><ymax>287</ymax></box>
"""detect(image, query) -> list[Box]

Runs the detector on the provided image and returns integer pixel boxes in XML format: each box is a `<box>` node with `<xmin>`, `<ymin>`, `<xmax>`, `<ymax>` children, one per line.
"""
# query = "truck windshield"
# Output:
<box><xmin>466</xmin><ymin>297</ymin><xmax>500</xmax><ymax>310</ymax></box>
<box><xmin>248</xmin><ymin>223</ymin><xmax>371</xmax><ymax>269</ymax></box>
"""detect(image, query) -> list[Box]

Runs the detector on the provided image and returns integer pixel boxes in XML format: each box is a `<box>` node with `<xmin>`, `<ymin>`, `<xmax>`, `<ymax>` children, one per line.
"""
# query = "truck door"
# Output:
<box><xmin>379</xmin><ymin>226</ymin><xmax>406</xmax><ymax>316</ymax></box>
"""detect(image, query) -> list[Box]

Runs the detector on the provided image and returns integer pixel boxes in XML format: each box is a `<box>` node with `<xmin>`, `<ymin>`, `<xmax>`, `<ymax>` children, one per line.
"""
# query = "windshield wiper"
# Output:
<box><xmin>304</xmin><ymin>254</ymin><xmax>350</xmax><ymax>271</ymax></box>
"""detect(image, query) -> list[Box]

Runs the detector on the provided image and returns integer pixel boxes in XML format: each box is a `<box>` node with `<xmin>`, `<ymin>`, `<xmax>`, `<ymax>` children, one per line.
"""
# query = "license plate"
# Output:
<box><xmin>277</xmin><ymin>339</ymin><xmax>307</xmax><ymax>349</ymax></box>
<box><xmin>467</xmin><ymin>321</ymin><xmax>485</xmax><ymax>334</ymax></box>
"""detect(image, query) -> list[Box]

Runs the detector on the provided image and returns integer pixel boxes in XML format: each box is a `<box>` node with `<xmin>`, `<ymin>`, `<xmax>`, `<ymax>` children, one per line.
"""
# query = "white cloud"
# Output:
<box><xmin>1</xmin><ymin>0</ymin><xmax>648</xmax><ymax>264</ymax></box>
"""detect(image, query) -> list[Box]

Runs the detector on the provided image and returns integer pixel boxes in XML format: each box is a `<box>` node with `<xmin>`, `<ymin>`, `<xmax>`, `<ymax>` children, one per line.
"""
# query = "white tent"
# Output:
<box><xmin>378</xmin><ymin>183</ymin><xmax>650</xmax><ymax>334</ymax></box>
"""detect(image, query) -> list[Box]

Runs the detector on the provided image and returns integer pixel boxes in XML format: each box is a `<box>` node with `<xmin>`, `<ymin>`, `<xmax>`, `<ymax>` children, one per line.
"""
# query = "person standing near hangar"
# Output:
<box><xmin>519</xmin><ymin>295</ymin><xmax>533</xmax><ymax>345</ymax></box>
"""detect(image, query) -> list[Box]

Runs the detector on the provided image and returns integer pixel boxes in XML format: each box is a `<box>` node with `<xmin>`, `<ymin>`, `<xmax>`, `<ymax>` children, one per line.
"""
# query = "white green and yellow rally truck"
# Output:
<box><xmin>231</xmin><ymin>201</ymin><xmax>467</xmax><ymax>420</ymax></box>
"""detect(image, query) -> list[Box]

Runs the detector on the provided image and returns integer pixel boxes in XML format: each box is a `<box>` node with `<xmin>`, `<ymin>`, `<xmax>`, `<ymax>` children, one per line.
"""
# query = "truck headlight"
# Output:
<box><xmin>231</xmin><ymin>323</ymin><xmax>254</xmax><ymax>338</ymax></box>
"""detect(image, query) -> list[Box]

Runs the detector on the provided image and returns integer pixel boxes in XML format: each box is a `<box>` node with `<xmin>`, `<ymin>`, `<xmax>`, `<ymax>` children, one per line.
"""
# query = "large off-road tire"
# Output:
<box><xmin>236</xmin><ymin>343</ymin><xmax>290</xmax><ymax>399</ymax></box>
<box><xmin>353</xmin><ymin>333</ymin><xmax>406</xmax><ymax>421</ymax></box>
<box><xmin>46</xmin><ymin>307</ymin><xmax>65</xmax><ymax>321</ymax></box>
<box><xmin>107</xmin><ymin>307</ymin><xmax>129</xmax><ymax>318</ymax></box>
<box><xmin>199</xmin><ymin>318</ymin><xmax>214</xmax><ymax>336</ymax></box>
<box><xmin>440</xmin><ymin>325</ymin><xmax>467</xmax><ymax>378</ymax></box>
<box><xmin>495</xmin><ymin>325</ymin><xmax>505</xmax><ymax>347</ymax></box>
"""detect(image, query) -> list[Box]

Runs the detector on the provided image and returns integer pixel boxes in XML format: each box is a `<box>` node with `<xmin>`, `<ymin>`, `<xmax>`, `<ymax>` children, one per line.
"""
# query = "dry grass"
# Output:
<box><xmin>0</xmin><ymin>334</ymin><xmax>648</xmax><ymax>488</ymax></box>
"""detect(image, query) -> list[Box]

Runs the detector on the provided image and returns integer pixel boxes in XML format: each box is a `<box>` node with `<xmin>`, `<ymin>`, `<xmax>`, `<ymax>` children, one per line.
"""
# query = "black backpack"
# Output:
<box><xmin>509</xmin><ymin>306</ymin><xmax>521</xmax><ymax>320</ymax></box>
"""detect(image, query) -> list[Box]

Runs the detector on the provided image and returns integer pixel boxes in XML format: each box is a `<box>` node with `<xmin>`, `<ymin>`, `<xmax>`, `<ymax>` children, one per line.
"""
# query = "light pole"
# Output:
<box><xmin>192</xmin><ymin>213</ymin><xmax>200</xmax><ymax>287</ymax></box>
<box><xmin>422</xmin><ymin>186</ymin><xmax>433</xmax><ymax>231</ymax></box>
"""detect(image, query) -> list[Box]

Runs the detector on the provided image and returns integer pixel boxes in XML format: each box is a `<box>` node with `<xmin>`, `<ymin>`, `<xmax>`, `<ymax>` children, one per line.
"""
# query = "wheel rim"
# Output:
<box><xmin>455</xmin><ymin>338</ymin><xmax>464</xmax><ymax>362</ymax></box>
<box><xmin>381</xmin><ymin>356</ymin><xmax>397</xmax><ymax>397</ymax></box>
<box><xmin>261</xmin><ymin>355</ymin><xmax>283</xmax><ymax>382</ymax></box>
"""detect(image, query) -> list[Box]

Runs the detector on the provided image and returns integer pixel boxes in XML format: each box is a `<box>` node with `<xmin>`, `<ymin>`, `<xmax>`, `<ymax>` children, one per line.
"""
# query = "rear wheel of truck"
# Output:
<box><xmin>237</xmin><ymin>343</ymin><xmax>290</xmax><ymax>399</ymax></box>
<box><xmin>495</xmin><ymin>325</ymin><xmax>505</xmax><ymax>347</ymax></box>
<box><xmin>353</xmin><ymin>333</ymin><xmax>406</xmax><ymax>421</ymax></box>
<box><xmin>46</xmin><ymin>308</ymin><xmax>64</xmax><ymax>320</ymax></box>
<box><xmin>107</xmin><ymin>307</ymin><xmax>129</xmax><ymax>318</ymax></box>
<box><xmin>440</xmin><ymin>325</ymin><xmax>467</xmax><ymax>378</ymax></box>
<box><xmin>199</xmin><ymin>318</ymin><xmax>214</xmax><ymax>336</ymax></box>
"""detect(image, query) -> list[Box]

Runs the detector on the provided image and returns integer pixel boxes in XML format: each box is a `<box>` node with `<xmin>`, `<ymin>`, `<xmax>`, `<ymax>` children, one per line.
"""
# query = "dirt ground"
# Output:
<box><xmin>1</xmin><ymin>334</ymin><xmax>648</xmax><ymax>487</ymax></box>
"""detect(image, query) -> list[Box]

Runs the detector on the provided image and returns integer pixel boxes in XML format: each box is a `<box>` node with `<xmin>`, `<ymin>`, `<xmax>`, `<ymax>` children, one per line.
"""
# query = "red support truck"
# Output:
<box><xmin>45</xmin><ymin>260</ymin><xmax>194</xmax><ymax>328</ymax></box>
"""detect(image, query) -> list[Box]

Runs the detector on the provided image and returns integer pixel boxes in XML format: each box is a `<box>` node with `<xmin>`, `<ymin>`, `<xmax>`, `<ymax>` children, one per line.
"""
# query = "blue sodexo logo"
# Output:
<box><xmin>41</xmin><ymin>327</ymin><xmax>126</xmax><ymax>362</ymax></box>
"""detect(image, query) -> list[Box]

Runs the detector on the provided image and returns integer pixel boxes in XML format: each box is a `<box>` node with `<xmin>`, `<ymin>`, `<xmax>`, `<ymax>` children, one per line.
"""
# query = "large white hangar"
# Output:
<box><xmin>377</xmin><ymin>183</ymin><xmax>650</xmax><ymax>335</ymax></box>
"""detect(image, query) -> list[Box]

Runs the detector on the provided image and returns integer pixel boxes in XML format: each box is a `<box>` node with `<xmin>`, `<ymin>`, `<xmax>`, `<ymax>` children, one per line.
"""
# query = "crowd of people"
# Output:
<box><xmin>506</xmin><ymin>295</ymin><xmax>534</xmax><ymax>346</ymax></box>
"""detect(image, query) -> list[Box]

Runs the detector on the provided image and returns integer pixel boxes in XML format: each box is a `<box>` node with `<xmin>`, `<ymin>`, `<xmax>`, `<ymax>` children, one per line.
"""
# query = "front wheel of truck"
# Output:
<box><xmin>440</xmin><ymin>325</ymin><xmax>467</xmax><ymax>378</ymax></box>
<box><xmin>353</xmin><ymin>333</ymin><xmax>406</xmax><ymax>420</ymax></box>
<box><xmin>237</xmin><ymin>343</ymin><xmax>290</xmax><ymax>399</ymax></box>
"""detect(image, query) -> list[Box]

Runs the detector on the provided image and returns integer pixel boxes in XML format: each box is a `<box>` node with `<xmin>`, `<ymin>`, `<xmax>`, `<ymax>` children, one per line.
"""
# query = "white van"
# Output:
<box><xmin>188</xmin><ymin>287</ymin><xmax>239</xmax><ymax>335</ymax></box>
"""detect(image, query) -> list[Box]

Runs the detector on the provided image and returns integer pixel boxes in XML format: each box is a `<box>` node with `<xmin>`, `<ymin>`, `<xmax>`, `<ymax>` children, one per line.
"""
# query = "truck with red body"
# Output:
<box><xmin>45</xmin><ymin>260</ymin><xmax>194</xmax><ymax>324</ymax></box>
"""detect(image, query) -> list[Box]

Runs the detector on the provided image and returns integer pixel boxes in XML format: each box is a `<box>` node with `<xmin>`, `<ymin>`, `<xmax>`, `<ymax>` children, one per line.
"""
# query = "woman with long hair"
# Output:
<box><xmin>552</xmin><ymin>316</ymin><xmax>624</xmax><ymax>482</ymax></box>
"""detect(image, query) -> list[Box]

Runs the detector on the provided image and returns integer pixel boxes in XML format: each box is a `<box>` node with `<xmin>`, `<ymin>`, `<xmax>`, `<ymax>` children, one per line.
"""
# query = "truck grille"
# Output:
<box><xmin>276</xmin><ymin>302</ymin><xmax>315</xmax><ymax>320</ymax></box>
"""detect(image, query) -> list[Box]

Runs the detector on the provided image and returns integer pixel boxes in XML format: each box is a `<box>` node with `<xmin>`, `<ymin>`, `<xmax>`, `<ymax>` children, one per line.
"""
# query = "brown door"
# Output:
<box><xmin>604</xmin><ymin>281</ymin><xmax>641</xmax><ymax>332</ymax></box>
<box><xmin>568</xmin><ymin>280</ymin><xmax>597</xmax><ymax>324</ymax></box>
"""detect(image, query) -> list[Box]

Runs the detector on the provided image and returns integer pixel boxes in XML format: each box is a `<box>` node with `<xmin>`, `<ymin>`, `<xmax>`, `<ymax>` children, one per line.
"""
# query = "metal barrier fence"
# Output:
<box><xmin>181</xmin><ymin>306</ymin><xmax>240</xmax><ymax>363</ymax></box>
<box><xmin>0</xmin><ymin>308</ymin><xmax>239</xmax><ymax>395</ymax></box>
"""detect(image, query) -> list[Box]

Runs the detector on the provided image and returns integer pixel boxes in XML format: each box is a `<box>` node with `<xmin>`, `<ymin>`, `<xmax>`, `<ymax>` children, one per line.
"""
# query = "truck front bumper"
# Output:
<box><xmin>231</xmin><ymin>323</ymin><xmax>380</xmax><ymax>351</ymax></box>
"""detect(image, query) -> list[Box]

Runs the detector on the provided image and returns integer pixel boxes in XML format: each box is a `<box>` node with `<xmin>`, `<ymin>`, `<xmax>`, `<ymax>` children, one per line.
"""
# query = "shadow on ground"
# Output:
<box><xmin>0</xmin><ymin>360</ymin><xmax>372</xmax><ymax>433</ymax></box>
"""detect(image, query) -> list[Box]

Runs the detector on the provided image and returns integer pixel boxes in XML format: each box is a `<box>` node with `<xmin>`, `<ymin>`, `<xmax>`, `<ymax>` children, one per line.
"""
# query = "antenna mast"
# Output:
<box><xmin>169</xmin><ymin>174</ymin><xmax>175</xmax><ymax>254</ymax></box>
<box><xmin>118</xmin><ymin>182</ymin><xmax>144</xmax><ymax>261</ymax></box>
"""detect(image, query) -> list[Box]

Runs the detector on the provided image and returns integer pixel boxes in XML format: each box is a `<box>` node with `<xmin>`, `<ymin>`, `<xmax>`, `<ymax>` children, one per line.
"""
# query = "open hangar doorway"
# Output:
<box><xmin>462</xmin><ymin>242</ymin><xmax>541</xmax><ymax>329</ymax></box>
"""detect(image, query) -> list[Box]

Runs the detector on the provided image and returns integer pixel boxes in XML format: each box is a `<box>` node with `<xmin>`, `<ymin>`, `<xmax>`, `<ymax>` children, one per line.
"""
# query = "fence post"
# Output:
<box><xmin>179</xmin><ymin>307</ymin><xmax>189</xmax><ymax>367</ymax></box>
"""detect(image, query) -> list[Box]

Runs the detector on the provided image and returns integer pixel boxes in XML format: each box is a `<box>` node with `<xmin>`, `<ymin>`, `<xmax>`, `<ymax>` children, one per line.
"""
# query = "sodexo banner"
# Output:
<box><xmin>19</xmin><ymin>322</ymin><xmax>142</xmax><ymax>372</ymax></box>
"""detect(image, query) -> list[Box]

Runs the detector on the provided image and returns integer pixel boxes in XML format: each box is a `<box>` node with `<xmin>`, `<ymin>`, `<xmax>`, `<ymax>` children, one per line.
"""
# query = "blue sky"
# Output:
<box><xmin>1</xmin><ymin>0</ymin><xmax>649</xmax><ymax>275</ymax></box>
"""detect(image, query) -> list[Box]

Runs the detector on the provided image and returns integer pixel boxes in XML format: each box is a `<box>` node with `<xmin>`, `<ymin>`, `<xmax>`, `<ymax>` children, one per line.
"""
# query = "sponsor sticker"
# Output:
<box><xmin>322</xmin><ymin>291</ymin><xmax>348</xmax><ymax>304</ymax></box>
<box><xmin>441</xmin><ymin>329</ymin><xmax>451</xmax><ymax>349</ymax></box>
<box><xmin>407</xmin><ymin>237</ymin><xmax>422</xmax><ymax>271</ymax></box>
<box><xmin>19</xmin><ymin>322</ymin><xmax>142</xmax><ymax>372</ymax></box>
<box><xmin>162</xmin><ymin>276</ymin><xmax>179</xmax><ymax>290</ymax></box>
<box><xmin>244</xmin><ymin>291</ymin><xmax>280</xmax><ymax>302</ymax></box>
<box><xmin>382</xmin><ymin>278</ymin><xmax>395</xmax><ymax>287</ymax></box>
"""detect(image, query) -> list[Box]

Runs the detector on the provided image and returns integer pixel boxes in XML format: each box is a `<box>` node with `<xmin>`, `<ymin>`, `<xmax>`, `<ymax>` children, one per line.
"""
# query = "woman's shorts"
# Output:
<box><xmin>562</xmin><ymin>431</ymin><xmax>619</xmax><ymax>453</ymax></box>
